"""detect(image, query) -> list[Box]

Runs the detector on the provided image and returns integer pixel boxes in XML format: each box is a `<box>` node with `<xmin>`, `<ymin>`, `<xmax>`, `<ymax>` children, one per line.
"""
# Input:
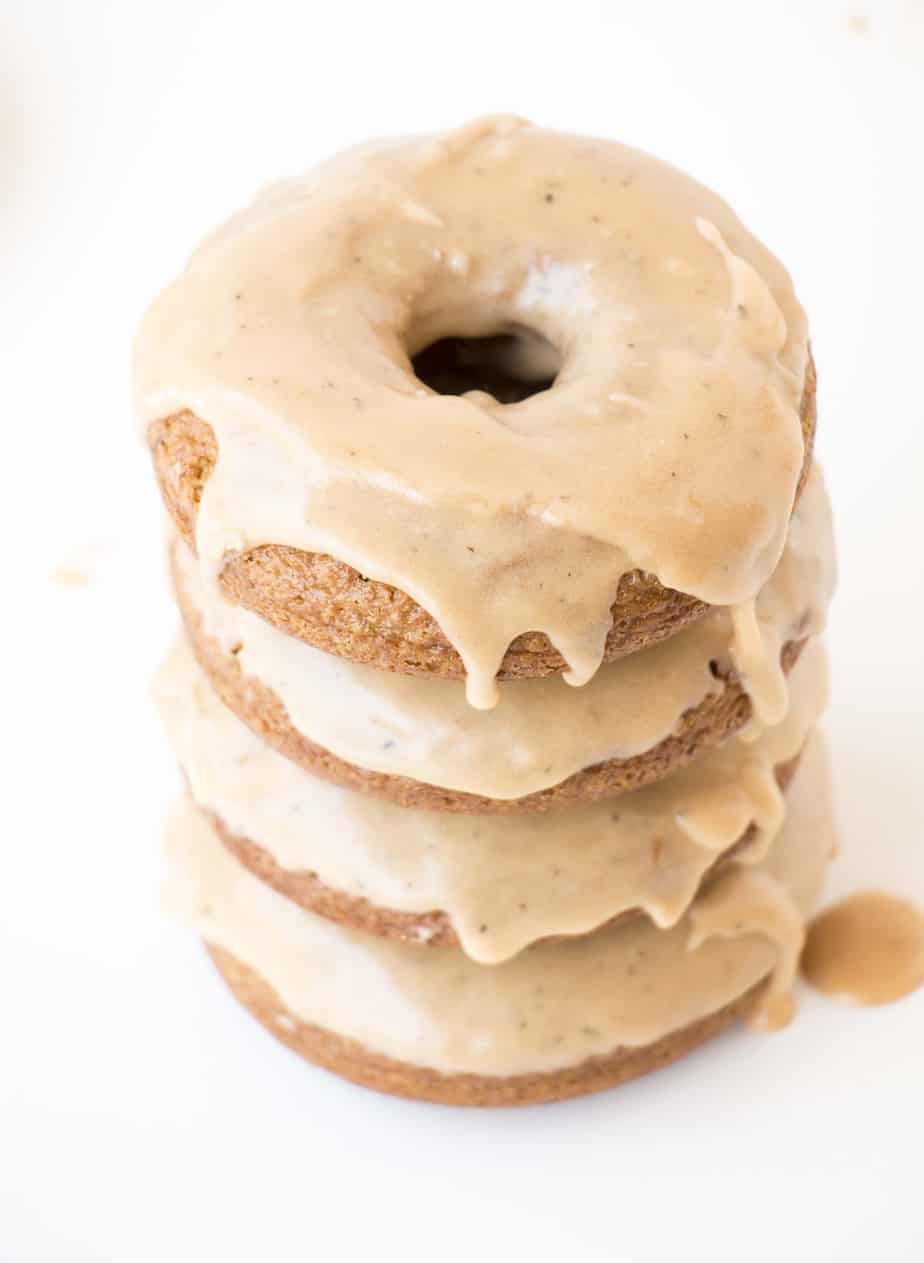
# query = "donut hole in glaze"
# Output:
<box><xmin>411</xmin><ymin>324</ymin><xmax>562</xmax><ymax>404</ymax></box>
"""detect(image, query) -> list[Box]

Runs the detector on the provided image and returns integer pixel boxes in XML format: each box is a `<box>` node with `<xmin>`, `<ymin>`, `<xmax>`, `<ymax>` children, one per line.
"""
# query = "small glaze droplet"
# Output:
<box><xmin>755</xmin><ymin>990</ymin><xmax>795</xmax><ymax>1032</ymax></box>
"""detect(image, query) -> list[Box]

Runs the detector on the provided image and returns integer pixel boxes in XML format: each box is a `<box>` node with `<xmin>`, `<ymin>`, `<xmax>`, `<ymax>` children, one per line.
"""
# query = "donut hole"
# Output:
<box><xmin>411</xmin><ymin>325</ymin><xmax>561</xmax><ymax>404</ymax></box>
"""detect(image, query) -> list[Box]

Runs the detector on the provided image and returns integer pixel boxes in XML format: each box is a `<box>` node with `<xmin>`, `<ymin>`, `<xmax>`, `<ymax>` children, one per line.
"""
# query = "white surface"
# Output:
<box><xmin>1</xmin><ymin>1</ymin><xmax>922</xmax><ymax>1260</ymax></box>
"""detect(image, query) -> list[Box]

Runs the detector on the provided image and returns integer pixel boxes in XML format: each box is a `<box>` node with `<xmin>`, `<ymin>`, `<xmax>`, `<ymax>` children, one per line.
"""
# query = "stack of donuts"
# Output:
<box><xmin>138</xmin><ymin>117</ymin><xmax>836</xmax><ymax>1106</ymax></box>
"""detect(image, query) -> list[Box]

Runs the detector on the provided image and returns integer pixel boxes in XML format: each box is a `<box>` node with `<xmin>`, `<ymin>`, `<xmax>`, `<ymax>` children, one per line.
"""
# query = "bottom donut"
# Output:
<box><xmin>206</xmin><ymin>943</ymin><xmax>763</xmax><ymax>1107</ymax></box>
<box><xmin>165</xmin><ymin>736</ymin><xmax>835</xmax><ymax>1106</ymax></box>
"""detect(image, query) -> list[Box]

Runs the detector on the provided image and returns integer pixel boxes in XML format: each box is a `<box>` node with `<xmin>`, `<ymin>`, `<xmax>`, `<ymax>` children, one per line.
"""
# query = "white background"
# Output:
<box><xmin>2</xmin><ymin>1</ymin><xmax>922</xmax><ymax>1260</ymax></box>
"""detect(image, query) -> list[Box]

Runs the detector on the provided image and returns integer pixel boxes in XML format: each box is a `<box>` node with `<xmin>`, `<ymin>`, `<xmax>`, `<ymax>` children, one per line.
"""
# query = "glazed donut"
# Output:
<box><xmin>208</xmin><ymin>943</ymin><xmax>762</xmax><ymax>1106</ymax></box>
<box><xmin>172</xmin><ymin>535</ymin><xmax>806</xmax><ymax>813</ymax></box>
<box><xmin>136</xmin><ymin>116</ymin><xmax>815</xmax><ymax>709</ymax></box>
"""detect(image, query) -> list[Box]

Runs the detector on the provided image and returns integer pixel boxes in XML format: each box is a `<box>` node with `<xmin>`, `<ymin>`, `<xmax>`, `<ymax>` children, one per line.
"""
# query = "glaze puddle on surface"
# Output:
<box><xmin>801</xmin><ymin>892</ymin><xmax>924</xmax><ymax>1005</ymax></box>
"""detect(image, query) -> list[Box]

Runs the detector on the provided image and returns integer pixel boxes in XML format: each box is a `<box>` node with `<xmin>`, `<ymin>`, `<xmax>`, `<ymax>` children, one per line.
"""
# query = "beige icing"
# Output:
<box><xmin>135</xmin><ymin>117</ymin><xmax>809</xmax><ymax>709</ymax></box>
<box><xmin>158</xmin><ymin>638</ymin><xmax>827</xmax><ymax>963</ymax></box>
<box><xmin>164</xmin><ymin>734</ymin><xmax>834</xmax><ymax>1076</ymax></box>
<box><xmin>170</xmin><ymin>465</ymin><xmax>833</xmax><ymax>800</ymax></box>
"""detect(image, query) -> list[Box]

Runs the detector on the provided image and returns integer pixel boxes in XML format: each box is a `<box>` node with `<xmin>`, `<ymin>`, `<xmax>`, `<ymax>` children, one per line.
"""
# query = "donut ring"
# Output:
<box><xmin>148</xmin><ymin>352</ymin><xmax>813</xmax><ymax>680</ymax></box>
<box><xmin>208</xmin><ymin>943</ymin><xmax>763</xmax><ymax>1107</ymax></box>
<box><xmin>172</xmin><ymin>537</ymin><xmax>806</xmax><ymax>814</ymax></box>
<box><xmin>137</xmin><ymin>120</ymin><xmax>817</xmax><ymax>695</ymax></box>
<box><xmin>207</xmin><ymin>752</ymin><xmax>801</xmax><ymax>950</ymax></box>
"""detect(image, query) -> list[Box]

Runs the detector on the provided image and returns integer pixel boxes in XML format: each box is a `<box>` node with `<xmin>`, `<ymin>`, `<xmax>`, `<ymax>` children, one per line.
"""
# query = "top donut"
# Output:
<box><xmin>136</xmin><ymin>116</ymin><xmax>815</xmax><ymax>709</ymax></box>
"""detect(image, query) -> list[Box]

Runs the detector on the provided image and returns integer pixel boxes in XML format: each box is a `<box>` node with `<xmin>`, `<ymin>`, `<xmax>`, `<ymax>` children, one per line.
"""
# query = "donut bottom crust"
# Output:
<box><xmin>207</xmin><ymin>943</ymin><xmax>764</xmax><ymax>1107</ymax></box>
